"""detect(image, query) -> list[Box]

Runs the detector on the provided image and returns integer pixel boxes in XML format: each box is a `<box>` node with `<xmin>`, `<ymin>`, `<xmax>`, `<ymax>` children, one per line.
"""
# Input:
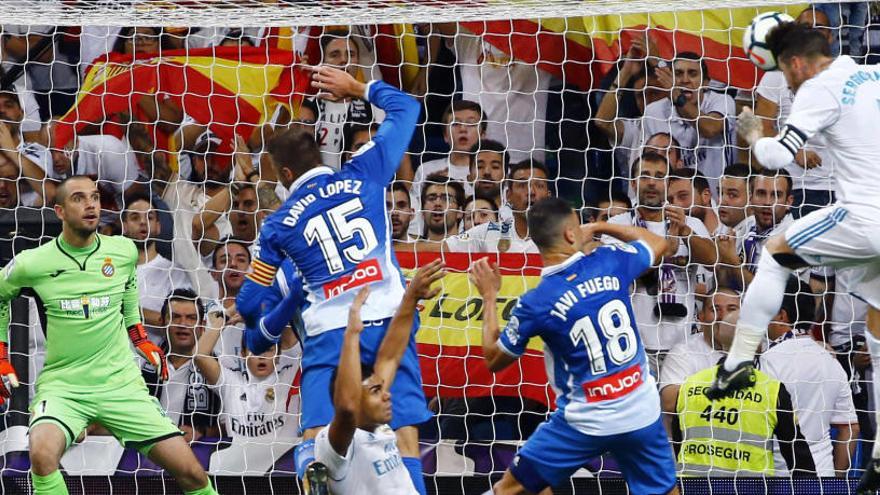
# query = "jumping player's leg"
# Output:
<box><xmin>723</xmin><ymin>233</ymin><xmax>806</xmax><ymax>371</ymax></box>
<box><xmin>487</xmin><ymin>472</ymin><xmax>552</xmax><ymax>495</ymax></box>
<box><xmin>147</xmin><ymin>435</ymin><xmax>216</xmax><ymax>494</ymax></box>
<box><xmin>29</xmin><ymin>423</ymin><xmax>69</xmax><ymax>495</ymax></box>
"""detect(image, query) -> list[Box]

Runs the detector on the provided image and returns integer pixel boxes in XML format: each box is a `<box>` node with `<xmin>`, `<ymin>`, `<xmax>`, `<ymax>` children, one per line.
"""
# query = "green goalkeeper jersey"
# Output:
<box><xmin>0</xmin><ymin>234</ymin><xmax>143</xmax><ymax>394</ymax></box>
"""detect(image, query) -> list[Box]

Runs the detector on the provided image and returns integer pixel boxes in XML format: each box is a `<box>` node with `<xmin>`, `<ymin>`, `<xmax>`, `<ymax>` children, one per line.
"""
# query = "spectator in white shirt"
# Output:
<box><xmin>463</xmin><ymin>194</ymin><xmax>497</xmax><ymax>232</ymax></box>
<box><xmin>0</xmin><ymin>89</ymin><xmax>53</xmax><ymax>206</ymax></box>
<box><xmin>230</xmin><ymin>184</ymin><xmax>259</xmax><ymax>243</ymax></box>
<box><xmin>211</xmin><ymin>240</ymin><xmax>251</xmax><ymax>310</ymax></box>
<box><xmin>121</xmin><ymin>190</ymin><xmax>191</xmax><ymax>340</ymax></box>
<box><xmin>642</xmin><ymin>52</ymin><xmax>736</xmax><ymax>191</ymax></box>
<box><xmin>760</xmin><ymin>279</ymin><xmax>859</xmax><ymax>477</ymax></box>
<box><xmin>386</xmin><ymin>182</ymin><xmax>417</xmax><ymax>246</ymax></box>
<box><xmin>417</xmin><ymin>175</ymin><xmax>466</xmax><ymax>249</ymax></box>
<box><xmin>468</xmin><ymin>139</ymin><xmax>507</xmax><ymax>209</ymax></box>
<box><xmin>444</xmin><ymin>160</ymin><xmax>551</xmax><ymax>253</ymax></box>
<box><xmin>605</xmin><ymin>152</ymin><xmax>717</xmax><ymax>374</ymax></box>
<box><xmin>667</xmin><ymin>168</ymin><xmax>719</xmax><ymax>235</ymax></box>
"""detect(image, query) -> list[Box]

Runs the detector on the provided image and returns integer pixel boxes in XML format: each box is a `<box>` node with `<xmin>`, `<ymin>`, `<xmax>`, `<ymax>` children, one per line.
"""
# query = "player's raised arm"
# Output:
<box><xmin>327</xmin><ymin>286</ymin><xmax>371</xmax><ymax>456</ymax></box>
<box><xmin>470</xmin><ymin>258</ymin><xmax>518</xmax><ymax>373</ymax></box>
<box><xmin>237</xmin><ymin>229</ymin><xmax>285</xmax><ymax>326</ymax></box>
<box><xmin>193</xmin><ymin>299</ymin><xmax>230</xmax><ymax>386</ymax></box>
<box><xmin>310</xmin><ymin>65</ymin><xmax>420</xmax><ymax>184</ymax></box>
<box><xmin>244</xmin><ymin>281</ymin><xmax>304</xmax><ymax>356</ymax></box>
<box><xmin>373</xmin><ymin>260</ymin><xmax>445</xmax><ymax>386</ymax></box>
<box><xmin>585</xmin><ymin>221</ymin><xmax>667</xmax><ymax>266</ymax></box>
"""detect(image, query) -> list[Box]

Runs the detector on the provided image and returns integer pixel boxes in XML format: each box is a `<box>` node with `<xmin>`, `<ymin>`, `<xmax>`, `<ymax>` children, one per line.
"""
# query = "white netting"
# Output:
<box><xmin>0</xmin><ymin>0</ymin><xmax>851</xmax><ymax>27</ymax></box>
<box><xmin>0</xmin><ymin>1</ymin><xmax>877</xmax><ymax>492</ymax></box>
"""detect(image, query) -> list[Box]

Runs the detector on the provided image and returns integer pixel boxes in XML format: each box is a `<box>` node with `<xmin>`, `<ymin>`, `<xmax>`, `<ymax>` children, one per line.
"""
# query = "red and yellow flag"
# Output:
<box><xmin>55</xmin><ymin>46</ymin><xmax>310</xmax><ymax>147</ymax></box>
<box><xmin>398</xmin><ymin>251</ymin><xmax>555</xmax><ymax>408</ymax></box>
<box><xmin>463</xmin><ymin>5</ymin><xmax>807</xmax><ymax>89</ymax></box>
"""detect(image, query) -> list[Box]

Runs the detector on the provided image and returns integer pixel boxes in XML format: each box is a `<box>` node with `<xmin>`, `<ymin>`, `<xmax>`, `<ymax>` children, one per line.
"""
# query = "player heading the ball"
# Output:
<box><xmin>704</xmin><ymin>21</ymin><xmax>880</xmax><ymax>494</ymax></box>
<box><xmin>470</xmin><ymin>197</ymin><xmax>679</xmax><ymax>495</ymax></box>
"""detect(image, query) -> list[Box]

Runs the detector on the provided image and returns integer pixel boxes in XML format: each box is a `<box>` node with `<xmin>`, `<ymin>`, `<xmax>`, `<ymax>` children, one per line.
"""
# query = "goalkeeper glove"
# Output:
<box><xmin>128</xmin><ymin>323</ymin><xmax>168</xmax><ymax>382</ymax></box>
<box><xmin>0</xmin><ymin>342</ymin><xmax>19</xmax><ymax>406</ymax></box>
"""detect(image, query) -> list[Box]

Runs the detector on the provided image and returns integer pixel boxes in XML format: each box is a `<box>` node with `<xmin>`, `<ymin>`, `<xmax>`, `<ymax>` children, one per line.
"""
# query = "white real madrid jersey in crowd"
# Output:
<box><xmin>761</xmin><ymin>334</ymin><xmax>857</xmax><ymax>477</ymax></box>
<box><xmin>606</xmin><ymin>212</ymin><xmax>710</xmax><ymax>351</ymax></box>
<box><xmin>315</xmin><ymin>424</ymin><xmax>417</xmax><ymax>494</ymax></box>
<box><xmin>209</xmin><ymin>345</ymin><xmax>301</xmax><ymax>444</ymax></box>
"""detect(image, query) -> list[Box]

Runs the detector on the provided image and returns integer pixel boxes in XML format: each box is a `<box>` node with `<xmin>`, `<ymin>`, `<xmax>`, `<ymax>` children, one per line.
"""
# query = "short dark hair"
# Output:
<box><xmin>121</xmin><ymin>189</ymin><xmax>153</xmax><ymax>221</ymax></box>
<box><xmin>329</xmin><ymin>361</ymin><xmax>375</xmax><ymax>403</ymax></box>
<box><xmin>0</xmin><ymin>89</ymin><xmax>21</xmax><ymax>109</ymax></box>
<box><xmin>669</xmin><ymin>167</ymin><xmax>711</xmax><ymax>195</ymax></box>
<box><xmin>780</xmin><ymin>277</ymin><xmax>815</xmax><ymax>331</ymax></box>
<box><xmin>674</xmin><ymin>51</ymin><xmax>711</xmax><ymax>82</ymax></box>
<box><xmin>343</xmin><ymin>122</ymin><xmax>378</xmax><ymax>153</ymax></box>
<box><xmin>320</xmin><ymin>29</ymin><xmax>354</xmax><ymax>57</ymax></box>
<box><xmin>444</xmin><ymin>100</ymin><xmax>487</xmax><ymax>133</ymax></box>
<box><xmin>469</xmin><ymin>139</ymin><xmax>508</xmax><ymax>170</ymax></box>
<box><xmin>55</xmin><ymin>175</ymin><xmax>96</xmax><ymax>206</ymax></box>
<box><xmin>631</xmin><ymin>151</ymin><xmax>669</xmax><ymax>177</ymax></box>
<box><xmin>298</xmin><ymin>99</ymin><xmax>319</xmax><ymax>122</ymax></box>
<box><xmin>749</xmin><ymin>168</ymin><xmax>793</xmax><ymax>198</ymax></box>
<box><xmin>267</xmin><ymin>127</ymin><xmax>322</xmax><ymax>177</ymax></box>
<box><xmin>767</xmin><ymin>22</ymin><xmax>831</xmax><ymax>66</ymax></box>
<box><xmin>722</xmin><ymin>162</ymin><xmax>752</xmax><ymax>179</ymax></box>
<box><xmin>212</xmin><ymin>239</ymin><xmax>252</xmax><ymax>269</ymax></box>
<box><xmin>160</xmin><ymin>288</ymin><xmax>205</xmax><ymax>324</ymax></box>
<box><xmin>421</xmin><ymin>174</ymin><xmax>466</xmax><ymax>210</ymax></box>
<box><xmin>467</xmin><ymin>192</ymin><xmax>498</xmax><ymax>212</ymax></box>
<box><xmin>584</xmin><ymin>189</ymin><xmax>631</xmax><ymax>223</ymax></box>
<box><xmin>506</xmin><ymin>159</ymin><xmax>550</xmax><ymax>188</ymax></box>
<box><xmin>528</xmin><ymin>197</ymin><xmax>575</xmax><ymax>251</ymax></box>
<box><xmin>388</xmin><ymin>181</ymin><xmax>411</xmax><ymax>208</ymax></box>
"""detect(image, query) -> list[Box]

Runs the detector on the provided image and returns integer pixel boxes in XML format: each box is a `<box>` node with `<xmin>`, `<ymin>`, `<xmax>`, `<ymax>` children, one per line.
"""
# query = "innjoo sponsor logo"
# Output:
<box><xmin>323</xmin><ymin>259</ymin><xmax>383</xmax><ymax>298</ymax></box>
<box><xmin>582</xmin><ymin>363</ymin><xmax>643</xmax><ymax>403</ymax></box>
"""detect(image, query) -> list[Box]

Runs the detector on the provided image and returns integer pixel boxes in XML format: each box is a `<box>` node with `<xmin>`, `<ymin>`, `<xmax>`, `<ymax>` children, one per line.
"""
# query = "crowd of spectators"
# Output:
<box><xmin>0</xmin><ymin>3</ymin><xmax>875</xmax><ymax>477</ymax></box>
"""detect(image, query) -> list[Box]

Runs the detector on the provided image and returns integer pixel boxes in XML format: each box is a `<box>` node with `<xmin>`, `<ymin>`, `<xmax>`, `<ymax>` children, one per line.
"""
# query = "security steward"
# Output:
<box><xmin>673</xmin><ymin>362</ymin><xmax>816</xmax><ymax>476</ymax></box>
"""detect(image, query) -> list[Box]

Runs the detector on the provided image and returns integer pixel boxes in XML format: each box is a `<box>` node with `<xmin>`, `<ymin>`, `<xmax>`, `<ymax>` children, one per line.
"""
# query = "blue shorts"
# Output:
<box><xmin>300</xmin><ymin>316</ymin><xmax>432</xmax><ymax>432</ymax></box>
<box><xmin>511</xmin><ymin>412</ymin><xmax>676</xmax><ymax>495</ymax></box>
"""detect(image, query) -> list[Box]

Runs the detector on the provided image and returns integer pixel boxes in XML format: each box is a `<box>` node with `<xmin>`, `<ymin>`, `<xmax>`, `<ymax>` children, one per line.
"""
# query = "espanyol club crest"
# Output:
<box><xmin>101</xmin><ymin>257</ymin><xmax>115</xmax><ymax>277</ymax></box>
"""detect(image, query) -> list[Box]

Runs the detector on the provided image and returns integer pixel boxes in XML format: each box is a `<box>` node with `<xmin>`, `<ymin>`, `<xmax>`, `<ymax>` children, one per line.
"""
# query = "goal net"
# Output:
<box><xmin>0</xmin><ymin>0</ymin><xmax>875</xmax><ymax>493</ymax></box>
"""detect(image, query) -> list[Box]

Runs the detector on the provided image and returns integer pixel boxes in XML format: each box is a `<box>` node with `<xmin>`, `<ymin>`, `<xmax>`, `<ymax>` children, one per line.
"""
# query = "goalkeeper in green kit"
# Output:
<box><xmin>0</xmin><ymin>176</ymin><xmax>218</xmax><ymax>495</ymax></box>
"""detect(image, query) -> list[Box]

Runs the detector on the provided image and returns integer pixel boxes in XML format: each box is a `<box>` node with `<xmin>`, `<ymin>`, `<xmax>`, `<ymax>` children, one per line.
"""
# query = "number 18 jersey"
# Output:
<box><xmin>250</xmin><ymin>81</ymin><xmax>420</xmax><ymax>337</ymax></box>
<box><xmin>498</xmin><ymin>241</ymin><xmax>661</xmax><ymax>436</ymax></box>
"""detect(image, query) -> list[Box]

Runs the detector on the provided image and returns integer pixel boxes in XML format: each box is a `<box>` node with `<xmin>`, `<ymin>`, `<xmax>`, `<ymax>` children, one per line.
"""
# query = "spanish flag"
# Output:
<box><xmin>462</xmin><ymin>5</ymin><xmax>806</xmax><ymax>90</ymax></box>
<box><xmin>398</xmin><ymin>251</ymin><xmax>555</xmax><ymax>408</ymax></box>
<box><xmin>54</xmin><ymin>46</ymin><xmax>310</xmax><ymax>148</ymax></box>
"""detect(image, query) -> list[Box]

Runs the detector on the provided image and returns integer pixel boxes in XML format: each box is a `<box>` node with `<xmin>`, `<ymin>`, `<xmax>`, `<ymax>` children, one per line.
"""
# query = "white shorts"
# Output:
<box><xmin>785</xmin><ymin>204</ymin><xmax>880</xmax><ymax>307</ymax></box>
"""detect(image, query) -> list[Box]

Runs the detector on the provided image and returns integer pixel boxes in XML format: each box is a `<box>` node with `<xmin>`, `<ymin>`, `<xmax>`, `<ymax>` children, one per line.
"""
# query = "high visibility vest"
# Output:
<box><xmin>676</xmin><ymin>366</ymin><xmax>780</xmax><ymax>476</ymax></box>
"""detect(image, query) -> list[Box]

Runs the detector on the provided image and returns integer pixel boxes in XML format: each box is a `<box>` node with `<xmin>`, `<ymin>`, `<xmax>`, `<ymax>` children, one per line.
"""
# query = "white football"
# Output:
<box><xmin>743</xmin><ymin>12</ymin><xmax>795</xmax><ymax>70</ymax></box>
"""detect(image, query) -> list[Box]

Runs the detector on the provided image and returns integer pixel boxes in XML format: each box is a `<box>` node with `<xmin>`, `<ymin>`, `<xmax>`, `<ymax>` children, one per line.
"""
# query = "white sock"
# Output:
<box><xmin>724</xmin><ymin>249</ymin><xmax>792</xmax><ymax>371</ymax></box>
<box><xmin>865</xmin><ymin>329</ymin><xmax>880</xmax><ymax>459</ymax></box>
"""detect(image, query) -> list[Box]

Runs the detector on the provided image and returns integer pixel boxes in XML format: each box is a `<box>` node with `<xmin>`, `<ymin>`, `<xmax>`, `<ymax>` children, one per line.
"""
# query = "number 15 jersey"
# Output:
<box><xmin>498</xmin><ymin>241</ymin><xmax>661</xmax><ymax>436</ymax></box>
<box><xmin>250</xmin><ymin>81</ymin><xmax>420</xmax><ymax>337</ymax></box>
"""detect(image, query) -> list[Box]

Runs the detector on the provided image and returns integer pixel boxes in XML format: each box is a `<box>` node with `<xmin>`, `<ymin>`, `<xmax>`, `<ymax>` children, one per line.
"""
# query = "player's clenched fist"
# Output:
<box><xmin>0</xmin><ymin>342</ymin><xmax>19</xmax><ymax>405</ymax></box>
<box><xmin>127</xmin><ymin>323</ymin><xmax>168</xmax><ymax>382</ymax></box>
<box><xmin>469</xmin><ymin>258</ymin><xmax>501</xmax><ymax>300</ymax></box>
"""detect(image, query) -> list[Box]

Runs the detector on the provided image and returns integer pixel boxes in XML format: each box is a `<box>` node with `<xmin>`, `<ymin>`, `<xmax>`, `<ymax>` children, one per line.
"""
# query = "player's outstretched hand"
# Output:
<box><xmin>469</xmin><ymin>258</ymin><xmax>501</xmax><ymax>300</ymax></box>
<box><xmin>408</xmin><ymin>259</ymin><xmax>446</xmax><ymax>300</ymax></box>
<box><xmin>0</xmin><ymin>342</ymin><xmax>19</xmax><ymax>405</ymax></box>
<box><xmin>347</xmin><ymin>286</ymin><xmax>371</xmax><ymax>335</ymax></box>
<box><xmin>308</xmin><ymin>65</ymin><xmax>367</xmax><ymax>102</ymax></box>
<box><xmin>127</xmin><ymin>323</ymin><xmax>168</xmax><ymax>382</ymax></box>
<box><xmin>736</xmin><ymin>106</ymin><xmax>762</xmax><ymax>145</ymax></box>
<box><xmin>795</xmin><ymin>149</ymin><xmax>822</xmax><ymax>170</ymax></box>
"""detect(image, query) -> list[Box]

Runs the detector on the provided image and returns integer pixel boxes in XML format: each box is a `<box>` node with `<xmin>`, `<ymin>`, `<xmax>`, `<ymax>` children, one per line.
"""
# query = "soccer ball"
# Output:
<box><xmin>743</xmin><ymin>12</ymin><xmax>795</xmax><ymax>71</ymax></box>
